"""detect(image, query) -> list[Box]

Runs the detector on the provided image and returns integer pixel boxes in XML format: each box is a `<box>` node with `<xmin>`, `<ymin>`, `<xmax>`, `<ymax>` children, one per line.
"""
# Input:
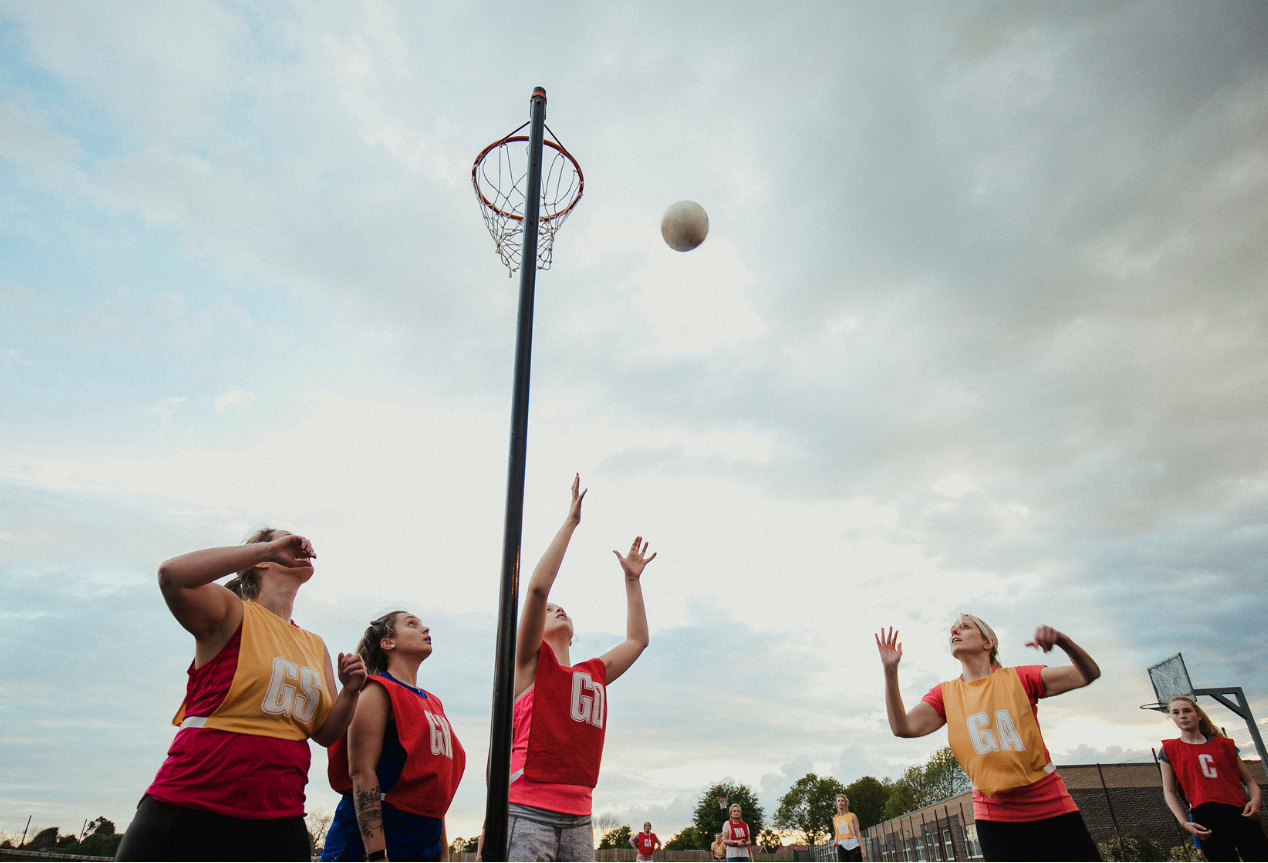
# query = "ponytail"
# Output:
<box><xmin>1167</xmin><ymin>695</ymin><xmax>1224</xmax><ymax>739</ymax></box>
<box><xmin>358</xmin><ymin>611</ymin><xmax>407</xmax><ymax>675</ymax></box>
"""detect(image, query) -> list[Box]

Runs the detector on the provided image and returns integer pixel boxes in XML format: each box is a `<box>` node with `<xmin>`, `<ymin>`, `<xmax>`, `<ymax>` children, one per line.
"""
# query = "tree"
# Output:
<box><xmin>665</xmin><ymin>826</ymin><xmax>708</xmax><ymax>850</ymax></box>
<box><xmin>774</xmin><ymin>773</ymin><xmax>848</xmax><ymax>848</ymax></box>
<box><xmin>693</xmin><ymin>781</ymin><xmax>765</xmax><ymax>839</ymax></box>
<box><xmin>79</xmin><ymin>832</ymin><xmax>124</xmax><ymax>857</ymax></box>
<box><xmin>921</xmin><ymin>747</ymin><xmax>970</xmax><ymax>803</ymax></box>
<box><xmin>843</xmin><ymin>776</ymin><xmax>891</xmax><ymax>831</ymax></box>
<box><xmin>306</xmin><ymin>812</ymin><xmax>332</xmax><ymax>856</ymax></box>
<box><xmin>757</xmin><ymin>829</ymin><xmax>784</xmax><ymax>853</ymax></box>
<box><xmin>882</xmin><ymin>764</ymin><xmax>924</xmax><ymax>820</ymax></box>
<box><xmin>25</xmin><ymin>827</ymin><xmax>58</xmax><ymax>851</ymax></box>
<box><xmin>598</xmin><ymin>825</ymin><xmax>632</xmax><ymax>849</ymax></box>
<box><xmin>450</xmin><ymin>836</ymin><xmax>480</xmax><ymax>854</ymax></box>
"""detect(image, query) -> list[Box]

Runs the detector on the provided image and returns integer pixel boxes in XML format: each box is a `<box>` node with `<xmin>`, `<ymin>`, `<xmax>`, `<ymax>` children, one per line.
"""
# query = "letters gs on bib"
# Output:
<box><xmin>967</xmin><ymin>709</ymin><xmax>1027</xmax><ymax>754</ymax></box>
<box><xmin>570</xmin><ymin>671</ymin><xmax>605</xmax><ymax>728</ymax></box>
<box><xmin>262</xmin><ymin>656</ymin><xmax>323</xmax><ymax>723</ymax></box>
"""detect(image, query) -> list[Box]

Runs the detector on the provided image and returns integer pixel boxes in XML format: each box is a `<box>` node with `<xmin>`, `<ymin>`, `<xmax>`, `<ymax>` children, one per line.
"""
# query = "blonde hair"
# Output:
<box><xmin>959</xmin><ymin>614</ymin><xmax>1001</xmax><ymax>667</ymax></box>
<box><xmin>224</xmin><ymin>527</ymin><xmax>280</xmax><ymax>600</ymax></box>
<box><xmin>836</xmin><ymin>794</ymin><xmax>850</xmax><ymax>812</ymax></box>
<box><xmin>1167</xmin><ymin>695</ymin><xmax>1224</xmax><ymax>739</ymax></box>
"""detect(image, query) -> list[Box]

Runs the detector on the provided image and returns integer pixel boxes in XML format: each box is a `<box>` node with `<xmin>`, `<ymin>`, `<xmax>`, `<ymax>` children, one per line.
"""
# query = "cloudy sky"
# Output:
<box><xmin>2</xmin><ymin>0</ymin><xmax>1267</xmax><ymax>843</ymax></box>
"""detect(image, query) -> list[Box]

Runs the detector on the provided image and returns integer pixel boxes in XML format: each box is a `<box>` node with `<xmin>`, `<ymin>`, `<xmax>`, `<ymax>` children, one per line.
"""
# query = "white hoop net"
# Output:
<box><xmin>473</xmin><ymin>124</ymin><xmax>583</xmax><ymax>276</ymax></box>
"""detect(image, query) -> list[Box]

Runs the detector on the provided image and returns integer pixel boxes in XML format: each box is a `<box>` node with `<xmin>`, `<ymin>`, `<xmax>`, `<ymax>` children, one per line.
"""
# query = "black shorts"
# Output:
<box><xmin>975</xmin><ymin>810</ymin><xmax>1099</xmax><ymax>862</ymax></box>
<box><xmin>834</xmin><ymin>845</ymin><xmax>862</xmax><ymax>862</ymax></box>
<box><xmin>1191</xmin><ymin>801</ymin><xmax>1268</xmax><ymax>862</ymax></box>
<box><xmin>115</xmin><ymin>795</ymin><xmax>310</xmax><ymax>861</ymax></box>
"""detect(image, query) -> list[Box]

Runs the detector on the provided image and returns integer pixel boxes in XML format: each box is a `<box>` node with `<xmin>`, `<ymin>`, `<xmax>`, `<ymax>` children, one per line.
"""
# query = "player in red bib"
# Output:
<box><xmin>723</xmin><ymin>804</ymin><xmax>752</xmax><ymax>862</ymax></box>
<box><xmin>322</xmin><ymin>610</ymin><xmax>466</xmax><ymax>862</ymax></box>
<box><xmin>630</xmin><ymin>822</ymin><xmax>661</xmax><ymax>861</ymax></box>
<box><xmin>876</xmin><ymin>615</ymin><xmax>1101</xmax><ymax>861</ymax></box>
<box><xmin>116</xmin><ymin>529</ymin><xmax>367</xmax><ymax>861</ymax></box>
<box><xmin>485</xmin><ymin>474</ymin><xmax>655</xmax><ymax>862</ymax></box>
<box><xmin>1160</xmin><ymin>694</ymin><xmax>1267</xmax><ymax>861</ymax></box>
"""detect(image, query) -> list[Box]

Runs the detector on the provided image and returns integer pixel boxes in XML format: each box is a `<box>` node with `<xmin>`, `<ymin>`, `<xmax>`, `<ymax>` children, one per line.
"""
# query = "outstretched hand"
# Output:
<box><xmin>337</xmin><ymin>651</ymin><xmax>367</xmax><ymax>695</ymax></box>
<box><xmin>1025</xmin><ymin>625</ymin><xmax>1063</xmax><ymax>653</ymax></box>
<box><xmin>266</xmin><ymin>533</ymin><xmax>316</xmax><ymax>567</ymax></box>
<box><xmin>614</xmin><ymin>536</ymin><xmax>656</xmax><ymax>580</ymax></box>
<box><xmin>875</xmin><ymin>627</ymin><xmax>903</xmax><ymax>670</ymax></box>
<box><xmin>566</xmin><ymin>473</ymin><xmax>587</xmax><ymax>525</ymax></box>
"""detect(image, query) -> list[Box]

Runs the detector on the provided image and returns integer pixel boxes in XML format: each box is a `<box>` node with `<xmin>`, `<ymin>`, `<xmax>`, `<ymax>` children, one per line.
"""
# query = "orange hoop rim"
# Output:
<box><xmin>471</xmin><ymin>133</ymin><xmax>585</xmax><ymax>223</ymax></box>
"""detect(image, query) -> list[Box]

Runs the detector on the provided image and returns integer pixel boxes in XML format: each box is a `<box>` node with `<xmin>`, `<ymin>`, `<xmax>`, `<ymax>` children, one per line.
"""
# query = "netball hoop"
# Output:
<box><xmin>473</xmin><ymin>122</ymin><xmax>583</xmax><ymax>276</ymax></box>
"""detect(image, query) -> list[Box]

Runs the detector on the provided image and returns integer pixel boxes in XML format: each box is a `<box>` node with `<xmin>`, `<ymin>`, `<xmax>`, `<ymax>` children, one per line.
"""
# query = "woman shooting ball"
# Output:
<box><xmin>492</xmin><ymin>474</ymin><xmax>656</xmax><ymax>862</ymax></box>
<box><xmin>876</xmin><ymin>615</ymin><xmax>1101</xmax><ymax>861</ymax></box>
<box><xmin>1159</xmin><ymin>694</ymin><xmax>1268</xmax><ymax>861</ymax></box>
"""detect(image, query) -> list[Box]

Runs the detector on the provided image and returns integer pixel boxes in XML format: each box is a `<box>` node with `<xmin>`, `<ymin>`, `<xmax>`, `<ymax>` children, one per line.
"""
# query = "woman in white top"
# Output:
<box><xmin>832</xmin><ymin>794</ymin><xmax>865</xmax><ymax>861</ymax></box>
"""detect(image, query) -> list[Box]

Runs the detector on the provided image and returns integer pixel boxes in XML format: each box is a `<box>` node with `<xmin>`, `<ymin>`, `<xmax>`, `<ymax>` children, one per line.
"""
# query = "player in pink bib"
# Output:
<box><xmin>1160</xmin><ymin>694</ymin><xmax>1267</xmax><ymax>861</ymax></box>
<box><xmin>490</xmin><ymin>474</ymin><xmax>656</xmax><ymax>862</ymax></box>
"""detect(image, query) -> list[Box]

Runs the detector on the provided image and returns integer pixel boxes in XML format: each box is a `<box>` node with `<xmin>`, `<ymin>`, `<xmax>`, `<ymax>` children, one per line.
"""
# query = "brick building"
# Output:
<box><xmin>859</xmin><ymin>760</ymin><xmax>1268</xmax><ymax>861</ymax></box>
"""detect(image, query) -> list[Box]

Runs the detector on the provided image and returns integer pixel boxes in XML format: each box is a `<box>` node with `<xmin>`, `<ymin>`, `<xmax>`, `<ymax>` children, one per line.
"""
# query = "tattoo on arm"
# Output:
<box><xmin>354</xmin><ymin>786</ymin><xmax>384</xmax><ymax>841</ymax></box>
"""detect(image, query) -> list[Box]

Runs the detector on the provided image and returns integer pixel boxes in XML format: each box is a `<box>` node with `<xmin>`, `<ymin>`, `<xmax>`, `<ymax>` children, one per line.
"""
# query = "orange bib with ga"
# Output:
<box><xmin>941</xmin><ymin>667</ymin><xmax>1054</xmax><ymax>797</ymax></box>
<box><xmin>174</xmin><ymin>600</ymin><xmax>332</xmax><ymax>740</ymax></box>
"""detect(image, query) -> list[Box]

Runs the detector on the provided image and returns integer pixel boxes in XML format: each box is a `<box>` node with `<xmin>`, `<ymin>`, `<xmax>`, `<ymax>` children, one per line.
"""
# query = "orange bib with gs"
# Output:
<box><xmin>941</xmin><ymin>667</ymin><xmax>1054</xmax><ymax>797</ymax></box>
<box><xmin>174</xmin><ymin>600</ymin><xmax>332</xmax><ymax>740</ymax></box>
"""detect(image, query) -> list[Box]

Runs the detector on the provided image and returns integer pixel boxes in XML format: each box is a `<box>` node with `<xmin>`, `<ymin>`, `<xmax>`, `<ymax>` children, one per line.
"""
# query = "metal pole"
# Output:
<box><xmin>481</xmin><ymin>85</ymin><xmax>548</xmax><ymax>863</ymax></box>
<box><xmin>20</xmin><ymin>815</ymin><xmax>30</xmax><ymax>847</ymax></box>
<box><xmin>1194</xmin><ymin>687</ymin><xmax>1268</xmax><ymax>768</ymax></box>
<box><xmin>1096</xmin><ymin>763</ymin><xmax>1123</xmax><ymax>858</ymax></box>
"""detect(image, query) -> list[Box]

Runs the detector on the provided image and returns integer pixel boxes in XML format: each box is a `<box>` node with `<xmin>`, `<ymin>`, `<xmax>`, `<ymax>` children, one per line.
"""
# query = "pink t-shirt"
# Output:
<box><xmin>922</xmin><ymin>665</ymin><xmax>1078</xmax><ymax>822</ymax></box>
<box><xmin>144</xmin><ymin>622</ymin><xmax>313</xmax><ymax>819</ymax></box>
<box><xmin>507</xmin><ymin>684</ymin><xmax>593</xmax><ymax>815</ymax></box>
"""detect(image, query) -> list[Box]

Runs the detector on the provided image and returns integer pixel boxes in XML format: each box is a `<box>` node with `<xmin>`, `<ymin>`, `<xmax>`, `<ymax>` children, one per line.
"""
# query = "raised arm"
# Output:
<box><xmin>1026</xmin><ymin>626</ymin><xmax>1101</xmax><ymax>697</ymax></box>
<box><xmin>599</xmin><ymin>536</ymin><xmax>655</xmax><ymax>684</ymax></box>
<box><xmin>157</xmin><ymin>533</ymin><xmax>315</xmax><ymax>661</ymax></box>
<box><xmin>876</xmin><ymin>627</ymin><xmax>945</xmax><ymax>738</ymax></box>
<box><xmin>515</xmin><ymin>476</ymin><xmax>585</xmax><ymax>693</ymax></box>
<box><xmin>346</xmin><ymin>681</ymin><xmax>390</xmax><ymax>858</ymax></box>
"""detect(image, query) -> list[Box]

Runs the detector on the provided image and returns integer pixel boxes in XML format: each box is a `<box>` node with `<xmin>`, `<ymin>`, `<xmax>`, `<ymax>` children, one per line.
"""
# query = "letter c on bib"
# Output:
<box><xmin>1199</xmin><ymin>753</ymin><xmax>1218</xmax><ymax>779</ymax></box>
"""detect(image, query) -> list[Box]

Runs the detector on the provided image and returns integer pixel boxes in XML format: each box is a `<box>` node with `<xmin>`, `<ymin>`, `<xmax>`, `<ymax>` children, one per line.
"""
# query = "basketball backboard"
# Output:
<box><xmin>1148</xmin><ymin>653</ymin><xmax>1193</xmax><ymax>707</ymax></box>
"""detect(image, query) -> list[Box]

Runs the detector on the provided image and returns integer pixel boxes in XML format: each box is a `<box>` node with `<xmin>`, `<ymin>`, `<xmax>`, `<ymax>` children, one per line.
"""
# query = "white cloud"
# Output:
<box><xmin>213</xmin><ymin>389</ymin><xmax>256</xmax><ymax>412</ymax></box>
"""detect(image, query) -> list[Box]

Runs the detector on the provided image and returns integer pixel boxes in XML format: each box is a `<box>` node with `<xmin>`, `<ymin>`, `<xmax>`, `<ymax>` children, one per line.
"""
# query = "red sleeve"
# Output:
<box><xmin>922</xmin><ymin>682</ymin><xmax>946</xmax><ymax>719</ymax></box>
<box><xmin>1015</xmin><ymin>665</ymin><xmax>1047</xmax><ymax>701</ymax></box>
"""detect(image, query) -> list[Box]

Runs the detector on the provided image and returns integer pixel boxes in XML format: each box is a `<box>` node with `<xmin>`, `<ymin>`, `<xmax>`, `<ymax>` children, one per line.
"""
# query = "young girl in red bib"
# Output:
<box><xmin>876</xmin><ymin>615</ymin><xmax>1101</xmax><ymax>861</ymax></box>
<box><xmin>322</xmin><ymin>611</ymin><xmax>466</xmax><ymax>862</ymax></box>
<box><xmin>630</xmin><ymin>822</ymin><xmax>661</xmax><ymax>861</ymax></box>
<box><xmin>1160</xmin><ymin>694</ymin><xmax>1267</xmax><ymax>861</ymax></box>
<box><xmin>116</xmin><ymin>529</ymin><xmax>367</xmax><ymax>861</ymax></box>
<box><xmin>490</xmin><ymin>474</ymin><xmax>655</xmax><ymax>862</ymax></box>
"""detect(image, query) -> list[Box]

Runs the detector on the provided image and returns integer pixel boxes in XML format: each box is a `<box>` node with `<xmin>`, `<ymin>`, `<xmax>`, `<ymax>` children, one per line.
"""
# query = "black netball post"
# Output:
<box><xmin>472</xmin><ymin>87</ymin><xmax>584</xmax><ymax>862</ymax></box>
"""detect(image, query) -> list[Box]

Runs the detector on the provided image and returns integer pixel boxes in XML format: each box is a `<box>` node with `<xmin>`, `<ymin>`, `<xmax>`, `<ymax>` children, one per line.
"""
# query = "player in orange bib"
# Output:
<box><xmin>1159</xmin><ymin>694</ymin><xmax>1267</xmax><ymax>861</ymax></box>
<box><xmin>832</xmin><ymin>794</ymin><xmax>865</xmax><ymax>861</ymax></box>
<box><xmin>116</xmin><ymin>529</ymin><xmax>367</xmax><ymax>861</ymax></box>
<box><xmin>875</xmin><ymin>615</ymin><xmax>1101</xmax><ymax>861</ymax></box>
<box><xmin>483</xmin><ymin>474</ymin><xmax>655</xmax><ymax>862</ymax></box>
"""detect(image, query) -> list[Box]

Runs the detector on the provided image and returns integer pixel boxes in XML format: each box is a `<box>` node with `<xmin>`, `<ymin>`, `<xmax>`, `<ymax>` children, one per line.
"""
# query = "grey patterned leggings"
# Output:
<box><xmin>506</xmin><ymin>803</ymin><xmax>595</xmax><ymax>862</ymax></box>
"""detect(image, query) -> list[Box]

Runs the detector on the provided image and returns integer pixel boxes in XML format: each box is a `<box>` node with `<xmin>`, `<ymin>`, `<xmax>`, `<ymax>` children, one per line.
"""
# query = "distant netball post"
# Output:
<box><xmin>472</xmin><ymin>88</ymin><xmax>584</xmax><ymax>862</ymax></box>
<box><xmin>1145</xmin><ymin>652</ymin><xmax>1268</xmax><ymax>766</ymax></box>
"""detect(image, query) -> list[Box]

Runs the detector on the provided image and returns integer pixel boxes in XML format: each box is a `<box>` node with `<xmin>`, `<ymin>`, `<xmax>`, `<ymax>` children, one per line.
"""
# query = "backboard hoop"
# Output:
<box><xmin>716</xmin><ymin>796</ymin><xmax>729</xmax><ymax>811</ymax></box>
<box><xmin>1147</xmin><ymin>653</ymin><xmax>1194</xmax><ymax>709</ymax></box>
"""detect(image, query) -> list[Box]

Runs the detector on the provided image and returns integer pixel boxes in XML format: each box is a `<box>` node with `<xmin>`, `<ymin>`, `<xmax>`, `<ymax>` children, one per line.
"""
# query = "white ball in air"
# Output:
<box><xmin>661</xmin><ymin>200</ymin><xmax>709</xmax><ymax>252</ymax></box>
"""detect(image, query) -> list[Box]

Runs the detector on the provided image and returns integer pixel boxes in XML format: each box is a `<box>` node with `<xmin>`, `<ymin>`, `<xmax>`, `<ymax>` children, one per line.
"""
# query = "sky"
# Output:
<box><xmin>2</xmin><ymin>0</ymin><xmax>1267</xmax><ymax>844</ymax></box>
